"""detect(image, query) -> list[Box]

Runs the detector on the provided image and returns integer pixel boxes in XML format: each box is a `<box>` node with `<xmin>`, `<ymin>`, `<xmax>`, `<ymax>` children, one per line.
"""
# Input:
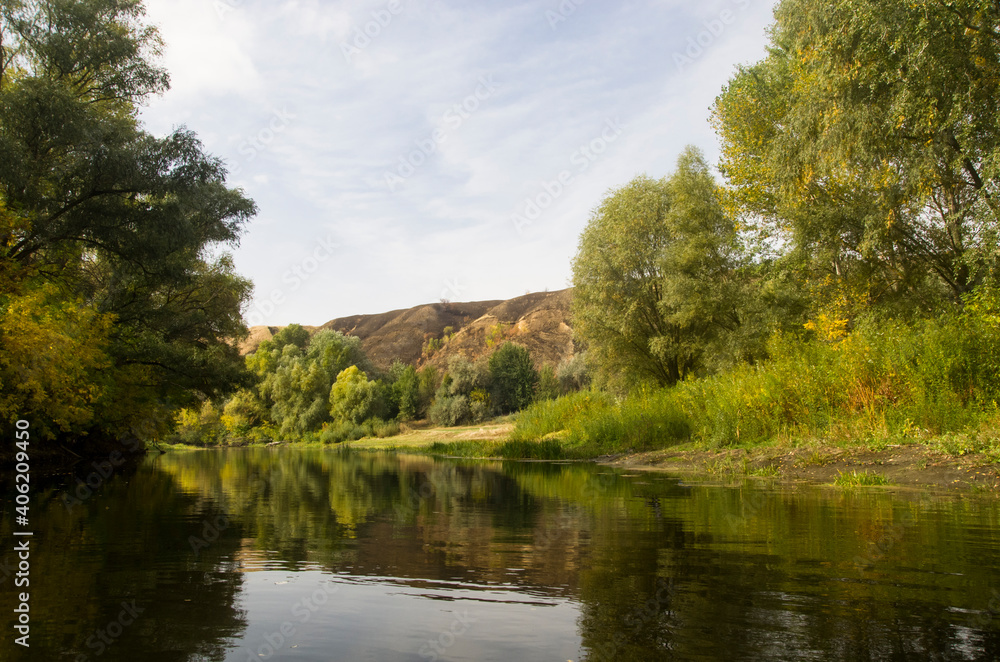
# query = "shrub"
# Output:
<box><xmin>429</xmin><ymin>394</ymin><xmax>470</xmax><ymax>426</ymax></box>
<box><xmin>469</xmin><ymin>388</ymin><xmax>492</xmax><ymax>423</ymax></box>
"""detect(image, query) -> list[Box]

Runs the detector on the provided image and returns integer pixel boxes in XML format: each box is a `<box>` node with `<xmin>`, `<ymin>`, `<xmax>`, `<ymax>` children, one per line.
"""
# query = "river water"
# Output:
<box><xmin>2</xmin><ymin>448</ymin><xmax>1000</xmax><ymax>661</ymax></box>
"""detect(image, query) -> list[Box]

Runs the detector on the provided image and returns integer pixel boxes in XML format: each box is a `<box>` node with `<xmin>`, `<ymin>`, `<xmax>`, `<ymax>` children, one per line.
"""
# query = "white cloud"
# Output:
<box><xmin>143</xmin><ymin>0</ymin><xmax>263</xmax><ymax>102</ymax></box>
<box><xmin>134</xmin><ymin>0</ymin><xmax>779</xmax><ymax>325</ymax></box>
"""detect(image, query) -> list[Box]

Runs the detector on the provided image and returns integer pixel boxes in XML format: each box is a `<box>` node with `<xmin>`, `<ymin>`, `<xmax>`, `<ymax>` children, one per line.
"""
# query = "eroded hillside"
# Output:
<box><xmin>242</xmin><ymin>289</ymin><xmax>576</xmax><ymax>371</ymax></box>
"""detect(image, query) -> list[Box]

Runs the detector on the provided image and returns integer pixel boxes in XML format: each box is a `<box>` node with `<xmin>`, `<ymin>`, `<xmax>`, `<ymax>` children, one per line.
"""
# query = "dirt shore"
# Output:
<box><xmin>601</xmin><ymin>443</ymin><xmax>1000</xmax><ymax>492</ymax></box>
<box><xmin>351</xmin><ymin>421</ymin><xmax>1000</xmax><ymax>493</ymax></box>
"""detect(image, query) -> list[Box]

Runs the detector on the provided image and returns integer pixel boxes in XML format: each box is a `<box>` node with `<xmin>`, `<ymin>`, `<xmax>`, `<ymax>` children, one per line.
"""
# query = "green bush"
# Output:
<box><xmin>320</xmin><ymin>421</ymin><xmax>366</xmax><ymax>444</ymax></box>
<box><xmin>429</xmin><ymin>394</ymin><xmax>470</xmax><ymax>426</ymax></box>
<box><xmin>510</xmin><ymin>390</ymin><xmax>615</xmax><ymax>442</ymax></box>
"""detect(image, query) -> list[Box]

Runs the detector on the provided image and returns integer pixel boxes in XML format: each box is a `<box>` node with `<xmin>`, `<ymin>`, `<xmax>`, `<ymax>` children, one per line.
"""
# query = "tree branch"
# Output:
<box><xmin>935</xmin><ymin>0</ymin><xmax>1000</xmax><ymax>42</ymax></box>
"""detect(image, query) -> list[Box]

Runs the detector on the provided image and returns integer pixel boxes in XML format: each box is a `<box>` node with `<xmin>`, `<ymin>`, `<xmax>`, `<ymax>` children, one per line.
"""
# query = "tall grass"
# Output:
<box><xmin>511</xmin><ymin>307</ymin><xmax>1000</xmax><ymax>453</ymax></box>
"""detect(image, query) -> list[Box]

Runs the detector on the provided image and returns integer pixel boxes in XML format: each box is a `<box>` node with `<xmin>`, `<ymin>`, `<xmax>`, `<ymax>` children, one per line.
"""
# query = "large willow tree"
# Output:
<box><xmin>0</xmin><ymin>0</ymin><xmax>255</xmax><ymax>443</ymax></box>
<box><xmin>712</xmin><ymin>0</ymin><xmax>1000</xmax><ymax>320</ymax></box>
<box><xmin>572</xmin><ymin>147</ymin><xmax>754</xmax><ymax>389</ymax></box>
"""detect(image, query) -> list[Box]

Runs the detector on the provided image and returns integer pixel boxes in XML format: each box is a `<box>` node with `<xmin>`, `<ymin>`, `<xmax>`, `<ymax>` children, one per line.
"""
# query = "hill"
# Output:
<box><xmin>242</xmin><ymin>289</ymin><xmax>576</xmax><ymax>372</ymax></box>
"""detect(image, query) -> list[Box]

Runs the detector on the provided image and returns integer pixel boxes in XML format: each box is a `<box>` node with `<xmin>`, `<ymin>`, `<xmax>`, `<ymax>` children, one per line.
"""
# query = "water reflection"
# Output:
<box><xmin>1</xmin><ymin>448</ymin><xmax>999</xmax><ymax>660</ymax></box>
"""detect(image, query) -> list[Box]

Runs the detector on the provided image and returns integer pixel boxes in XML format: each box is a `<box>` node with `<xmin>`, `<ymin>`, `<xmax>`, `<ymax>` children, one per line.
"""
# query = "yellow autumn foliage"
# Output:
<box><xmin>0</xmin><ymin>283</ymin><xmax>115</xmax><ymax>436</ymax></box>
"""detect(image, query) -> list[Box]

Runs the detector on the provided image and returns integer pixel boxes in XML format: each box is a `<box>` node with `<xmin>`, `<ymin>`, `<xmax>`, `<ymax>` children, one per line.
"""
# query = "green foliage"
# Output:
<box><xmin>262</xmin><ymin>330</ymin><xmax>374</xmax><ymax>437</ymax></box>
<box><xmin>0</xmin><ymin>0</ymin><xmax>255</xmax><ymax>443</ymax></box>
<box><xmin>469</xmin><ymin>388</ymin><xmax>492</xmax><ymax>423</ymax></box>
<box><xmin>426</xmin><ymin>438</ymin><xmax>565</xmax><ymax>460</ymax></box>
<box><xmin>320</xmin><ymin>417</ymin><xmax>399</xmax><ymax>444</ymax></box>
<box><xmin>391</xmin><ymin>362</ymin><xmax>420</xmax><ymax>421</ymax></box>
<box><xmin>712</xmin><ymin>0</ymin><xmax>1000</xmax><ymax>313</ymax></box>
<box><xmin>485</xmin><ymin>322</ymin><xmax>509</xmax><ymax>348</ymax></box>
<box><xmin>488</xmin><ymin>342</ymin><xmax>537</xmax><ymax>414</ymax></box>
<box><xmin>422</xmin><ymin>335</ymin><xmax>444</xmax><ymax>357</ymax></box>
<box><xmin>509</xmin><ymin>390</ymin><xmax>616</xmax><ymax>443</ymax></box>
<box><xmin>429</xmin><ymin>355</ymin><xmax>492</xmax><ymax>426</ymax></box>
<box><xmin>0</xmin><ymin>281</ymin><xmax>113</xmax><ymax>435</ymax></box>
<box><xmin>834</xmin><ymin>471</ymin><xmax>891</xmax><ymax>487</ymax></box>
<box><xmin>221</xmin><ymin>388</ymin><xmax>269</xmax><ymax>430</ymax></box>
<box><xmin>514</xmin><ymin>297</ymin><xmax>1000</xmax><ymax>455</ymax></box>
<box><xmin>171</xmin><ymin>401</ymin><xmax>225</xmax><ymax>447</ymax></box>
<box><xmin>571</xmin><ymin>148</ymin><xmax>760</xmax><ymax>390</ymax></box>
<box><xmin>329</xmin><ymin>366</ymin><xmax>385</xmax><ymax>425</ymax></box>
<box><xmin>556</xmin><ymin>353</ymin><xmax>591</xmax><ymax>393</ymax></box>
<box><xmin>535</xmin><ymin>365</ymin><xmax>560</xmax><ymax>402</ymax></box>
<box><xmin>429</xmin><ymin>393</ymin><xmax>469</xmax><ymax>426</ymax></box>
<box><xmin>416</xmin><ymin>365</ymin><xmax>439</xmax><ymax>418</ymax></box>
<box><xmin>271</xmin><ymin>324</ymin><xmax>311</xmax><ymax>352</ymax></box>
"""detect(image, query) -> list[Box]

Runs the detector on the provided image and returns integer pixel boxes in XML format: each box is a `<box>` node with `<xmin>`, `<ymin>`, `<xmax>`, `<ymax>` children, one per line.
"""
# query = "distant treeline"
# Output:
<box><xmin>170</xmin><ymin>324</ymin><xmax>591</xmax><ymax>445</ymax></box>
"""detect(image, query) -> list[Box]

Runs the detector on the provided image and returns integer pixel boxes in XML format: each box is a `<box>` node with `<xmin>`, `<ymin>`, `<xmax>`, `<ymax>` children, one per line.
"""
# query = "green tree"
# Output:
<box><xmin>0</xmin><ymin>0</ymin><xmax>255</xmax><ymax>442</ymax></box>
<box><xmin>488</xmin><ymin>342</ymin><xmax>537</xmax><ymax>414</ymax></box>
<box><xmin>712</xmin><ymin>0</ymin><xmax>1000</xmax><ymax>316</ymax></box>
<box><xmin>329</xmin><ymin>366</ymin><xmax>384</xmax><ymax>424</ymax></box>
<box><xmin>416</xmin><ymin>364</ymin><xmax>439</xmax><ymax>418</ymax></box>
<box><xmin>262</xmin><ymin>330</ymin><xmax>374</xmax><ymax>437</ymax></box>
<box><xmin>535</xmin><ymin>364</ymin><xmax>560</xmax><ymax>401</ymax></box>
<box><xmin>571</xmin><ymin>148</ymin><xmax>750</xmax><ymax>389</ymax></box>
<box><xmin>390</xmin><ymin>362</ymin><xmax>420</xmax><ymax>421</ymax></box>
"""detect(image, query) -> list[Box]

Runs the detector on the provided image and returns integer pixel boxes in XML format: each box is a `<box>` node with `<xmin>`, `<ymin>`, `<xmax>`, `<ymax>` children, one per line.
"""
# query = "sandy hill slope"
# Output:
<box><xmin>242</xmin><ymin>289</ymin><xmax>576</xmax><ymax>372</ymax></box>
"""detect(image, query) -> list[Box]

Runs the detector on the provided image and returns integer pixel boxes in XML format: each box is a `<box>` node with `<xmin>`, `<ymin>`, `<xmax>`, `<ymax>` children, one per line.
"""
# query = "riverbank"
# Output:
<box><xmin>347</xmin><ymin>421</ymin><xmax>1000</xmax><ymax>492</ymax></box>
<box><xmin>603</xmin><ymin>443</ymin><xmax>1000</xmax><ymax>492</ymax></box>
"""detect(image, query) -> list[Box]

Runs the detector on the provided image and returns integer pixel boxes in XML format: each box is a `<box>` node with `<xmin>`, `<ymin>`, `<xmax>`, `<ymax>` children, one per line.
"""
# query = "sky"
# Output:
<box><xmin>139</xmin><ymin>0</ymin><xmax>780</xmax><ymax>327</ymax></box>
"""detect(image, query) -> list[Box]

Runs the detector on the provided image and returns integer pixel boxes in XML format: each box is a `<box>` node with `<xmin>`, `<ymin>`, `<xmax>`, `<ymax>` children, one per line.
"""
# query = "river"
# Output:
<box><xmin>2</xmin><ymin>447</ymin><xmax>1000</xmax><ymax>660</ymax></box>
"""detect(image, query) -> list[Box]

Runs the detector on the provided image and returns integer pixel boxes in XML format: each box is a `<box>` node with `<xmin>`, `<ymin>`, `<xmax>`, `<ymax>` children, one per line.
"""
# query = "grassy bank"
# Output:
<box><xmin>500</xmin><ymin>312</ymin><xmax>1000</xmax><ymax>455</ymax></box>
<box><xmin>403</xmin><ymin>310</ymin><xmax>1000</xmax><ymax>474</ymax></box>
